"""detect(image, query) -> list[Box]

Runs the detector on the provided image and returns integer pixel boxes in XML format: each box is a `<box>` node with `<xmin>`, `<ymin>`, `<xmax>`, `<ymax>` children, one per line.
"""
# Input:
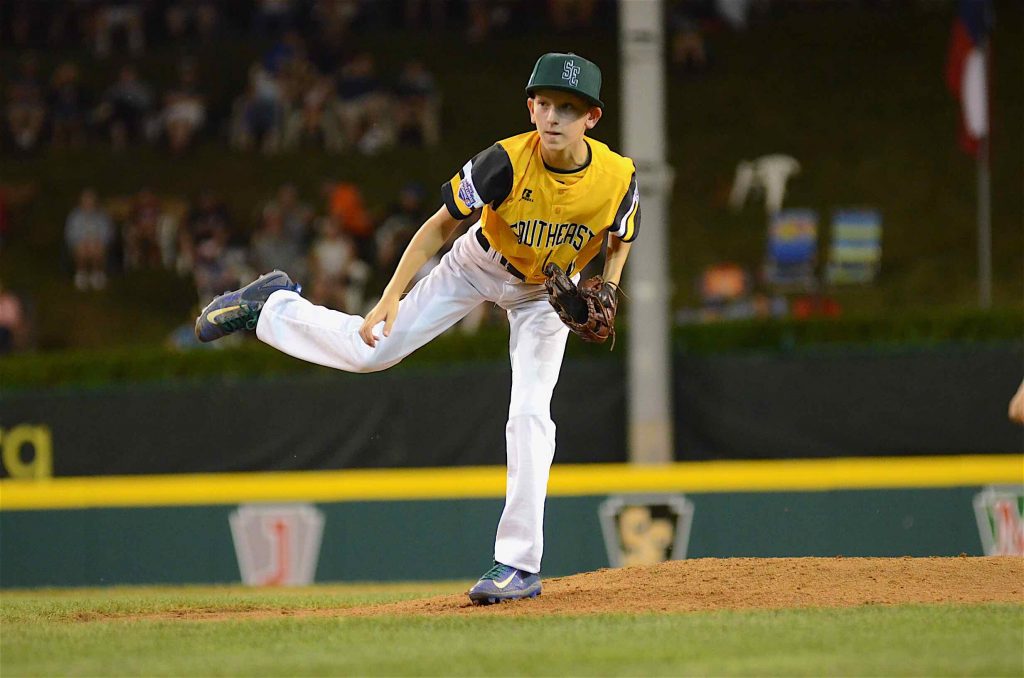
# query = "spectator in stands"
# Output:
<box><xmin>165</xmin><ymin>1</ymin><xmax>219</xmax><ymax>44</ymax></box>
<box><xmin>311</xmin><ymin>0</ymin><xmax>364</xmax><ymax>37</ymax></box>
<box><xmin>94</xmin><ymin>1</ymin><xmax>146</xmax><ymax>58</ymax></box>
<box><xmin>375</xmin><ymin>182</ymin><xmax>425</xmax><ymax>278</ymax></box>
<box><xmin>0</xmin><ymin>182</ymin><xmax>36</xmax><ymax>252</ymax></box>
<box><xmin>308</xmin><ymin>215</ymin><xmax>371</xmax><ymax>313</ymax></box>
<box><xmin>402</xmin><ymin>0</ymin><xmax>448</xmax><ymax>30</ymax></box>
<box><xmin>265</xmin><ymin>183</ymin><xmax>313</xmax><ymax>245</ymax></box>
<box><xmin>43</xmin><ymin>2</ymin><xmax>91</xmax><ymax>49</ymax></box>
<box><xmin>8</xmin><ymin>1</ymin><xmax>36</xmax><ymax>49</ymax></box>
<box><xmin>123</xmin><ymin>188</ymin><xmax>165</xmax><ymax>270</ymax></box>
<box><xmin>184</xmin><ymin>192</ymin><xmax>243</xmax><ymax>304</ymax></box>
<box><xmin>192</xmin><ymin>237</ymin><xmax>238</xmax><ymax>304</ymax></box>
<box><xmin>161</xmin><ymin>60</ymin><xmax>206</xmax><ymax>154</ymax></box>
<box><xmin>8</xmin><ymin>0</ymin><xmax>89</xmax><ymax>49</ymax></box>
<box><xmin>465</xmin><ymin>0</ymin><xmax>515</xmax><ymax>43</ymax></box>
<box><xmin>232</xmin><ymin>63</ymin><xmax>284</xmax><ymax>152</ymax></box>
<box><xmin>336</xmin><ymin>52</ymin><xmax>393</xmax><ymax>155</ymax></box>
<box><xmin>5</xmin><ymin>54</ymin><xmax>47</xmax><ymax>152</ymax></box>
<box><xmin>307</xmin><ymin>6</ymin><xmax>354</xmax><ymax>75</ymax></box>
<box><xmin>0</xmin><ymin>281</ymin><xmax>29</xmax><ymax>354</ymax></box>
<box><xmin>253</xmin><ymin>0</ymin><xmax>296</xmax><ymax>37</ymax></box>
<box><xmin>250</xmin><ymin>205</ymin><xmax>306</xmax><ymax>281</ymax></box>
<box><xmin>97</xmin><ymin>65</ymin><xmax>154</xmax><ymax>149</ymax></box>
<box><xmin>49</xmin><ymin>62</ymin><xmax>90</xmax><ymax>148</ymax></box>
<box><xmin>394</xmin><ymin>60</ymin><xmax>440</xmax><ymax>148</ymax></box>
<box><xmin>284</xmin><ymin>73</ymin><xmax>343</xmax><ymax>152</ymax></box>
<box><xmin>273</xmin><ymin>36</ymin><xmax>338</xmax><ymax>151</ymax></box>
<box><xmin>263</xmin><ymin>29</ymin><xmax>306</xmax><ymax>76</ymax></box>
<box><xmin>178</xmin><ymin>189</ymin><xmax>230</xmax><ymax>274</ymax></box>
<box><xmin>65</xmin><ymin>189</ymin><xmax>115</xmax><ymax>290</ymax></box>
<box><xmin>669</xmin><ymin>5</ymin><xmax>708</xmax><ymax>76</ymax></box>
<box><xmin>548</xmin><ymin>0</ymin><xmax>597</xmax><ymax>32</ymax></box>
<box><xmin>715</xmin><ymin>0</ymin><xmax>753</xmax><ymax>31</ymax></box>
<box><xmin>323</xmin><ymin>180</ymin><xmax>374</xmax><ymax>259</ymax></box>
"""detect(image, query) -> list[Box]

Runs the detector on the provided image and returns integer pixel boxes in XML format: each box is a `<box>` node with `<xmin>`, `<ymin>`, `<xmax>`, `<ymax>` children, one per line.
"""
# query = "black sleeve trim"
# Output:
<box><xmin>441</xmin><ymin>181</ymin><xmax>471</xmax><ymax>219</ymax></box>
<box><xmin>471</xmin><ymin>144</ymin><xmax>514</xmax><ymax>207</ymax></box>
<box><xmin>611</xmin><ymin>172</ymin><xmax>638</xmax><ymax>230</ymax></box>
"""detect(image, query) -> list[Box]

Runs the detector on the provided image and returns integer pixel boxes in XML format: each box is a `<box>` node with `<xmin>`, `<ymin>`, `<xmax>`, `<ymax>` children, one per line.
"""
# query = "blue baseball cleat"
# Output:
<box><xmin>468</xmin><ymin>562</ymin><xmax>541</xmax><ymax>605</ymax></box>
<box><xmin>194</xmin><ymin>270</ymin><xmax>300</xmax><ymax>343</ymax></box>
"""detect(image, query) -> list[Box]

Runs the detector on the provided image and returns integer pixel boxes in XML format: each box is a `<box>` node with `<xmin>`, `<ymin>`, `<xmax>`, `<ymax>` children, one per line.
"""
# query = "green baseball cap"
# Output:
<box><xmin>526</xmin><ymin>52</ymin><xmax>604</xmax><ymax>109</ymax></box>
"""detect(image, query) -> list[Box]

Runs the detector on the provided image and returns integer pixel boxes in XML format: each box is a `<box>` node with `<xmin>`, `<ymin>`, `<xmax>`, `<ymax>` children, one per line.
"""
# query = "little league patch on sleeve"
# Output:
<box><xmin>458</xmin><ymin>176</ymin><xmax>481</xmax><ymax>209</ymax></box>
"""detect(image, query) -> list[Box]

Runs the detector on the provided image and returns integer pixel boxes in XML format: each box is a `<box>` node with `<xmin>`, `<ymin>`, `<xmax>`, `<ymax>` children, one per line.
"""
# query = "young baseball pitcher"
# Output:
<box><xmin>196</xmin><ymin>53</ymin><xmax>639</xmax><ymax>604</ymax></box>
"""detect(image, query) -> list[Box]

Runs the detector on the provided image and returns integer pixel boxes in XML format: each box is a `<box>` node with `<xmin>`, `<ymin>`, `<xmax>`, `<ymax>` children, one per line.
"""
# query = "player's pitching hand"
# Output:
<box><xmin>1009</xmin><ymin>379</ymin><xmax>1024</xmax><ymax>425</ymax></box>
<box><xmin>359</xmin><ymin>295</ymin><xmax>400</xmax><ymax>348</ymax></box>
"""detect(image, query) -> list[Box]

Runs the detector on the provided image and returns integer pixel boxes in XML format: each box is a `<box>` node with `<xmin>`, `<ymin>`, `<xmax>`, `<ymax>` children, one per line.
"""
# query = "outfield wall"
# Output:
<box><xmin>1</xmin><ymin>345</ymin><xmax>1021</xmax><ymax>480</ymax></box>
<box><xmin>2</xmin><ymin>456</ymin><xmax>1020</xmax><ymax>588</ymax></box>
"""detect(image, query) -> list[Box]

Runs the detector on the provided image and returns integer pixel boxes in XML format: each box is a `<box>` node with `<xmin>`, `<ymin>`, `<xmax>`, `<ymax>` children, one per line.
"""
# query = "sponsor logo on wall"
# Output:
<box><xmin>0</xmin><ymin>425</ymin><xmax>52</xmax><ymax>479</ymax></box>
<box><xmin>973</xmin><ymin>485</ymin><xmax>1024</xmax><ymax>556</ymax></box>
<box><xmin>229</xmin><ymin>504</ymin><xmax>325</xmax><ymax>586</ymax></box>
<box><xmin>599</xmin><ymin>494</ymin><xmax>695</xmax><ymax>567</ymax></box>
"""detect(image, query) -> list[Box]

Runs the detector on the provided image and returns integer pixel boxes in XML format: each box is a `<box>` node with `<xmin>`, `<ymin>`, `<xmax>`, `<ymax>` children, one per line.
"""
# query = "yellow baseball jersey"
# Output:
<box><xmin>442</xmin><ymin>131</ymin><xmax>640</xmax><ymax>284</ymax></box>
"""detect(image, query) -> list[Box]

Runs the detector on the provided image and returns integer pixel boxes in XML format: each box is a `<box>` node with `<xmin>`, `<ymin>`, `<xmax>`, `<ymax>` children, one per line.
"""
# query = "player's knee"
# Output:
<box><xmin>349</xmin><ymin>350</ymin><xmax>396</xmax><ymax>374</ymax></box>
<box><xmin>508</xmin><ymin>391</ymin><xmax>556</xmax><ymax>419</ymax></box>
<box><xmin>351</xmin><ymin>357</ymin><xmax>384</xmax><ymax>373</ymax></box>
<box><xmin>507</xmin><ymin>406</ymin><xmax>553</xmax><ymax>420</ymax></box>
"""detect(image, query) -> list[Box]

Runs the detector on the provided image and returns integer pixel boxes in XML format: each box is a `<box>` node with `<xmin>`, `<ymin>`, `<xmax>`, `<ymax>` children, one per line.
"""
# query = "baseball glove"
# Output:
<box><xmin>543</xmin><ymin>262</ymin><xmax>619</xmax><ymax>345</ymax></box>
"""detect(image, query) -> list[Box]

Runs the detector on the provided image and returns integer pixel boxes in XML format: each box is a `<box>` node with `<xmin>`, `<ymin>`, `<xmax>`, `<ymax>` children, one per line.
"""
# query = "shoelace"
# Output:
<box><xmin>480</xmin><ymin>562</ymin><xmax>515</xmax><ymax>581</ymax></box>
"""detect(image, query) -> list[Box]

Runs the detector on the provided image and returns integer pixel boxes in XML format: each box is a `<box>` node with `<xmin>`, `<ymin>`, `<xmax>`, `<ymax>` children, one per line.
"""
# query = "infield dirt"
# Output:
<box><xmin>348</xmin><ymin>556</ymin><xmax>1023</xmax><ymax>617</ymax></box>
<box><xmin>81</xmin><ymin>556</ymin><xmax>1023</xmax><ymax>623</ymax></box>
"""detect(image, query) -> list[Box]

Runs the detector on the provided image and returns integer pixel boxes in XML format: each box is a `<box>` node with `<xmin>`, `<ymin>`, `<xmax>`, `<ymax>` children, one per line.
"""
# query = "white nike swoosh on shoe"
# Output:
<box><xmin>206</xmin><ymin>305</ymin><xmax>242</xmax><ymax>323</ymax></box>
<box><xmin>493</xmin><ymin>572</ymin><xmax>517</xmax><ymax>590</ymax></box>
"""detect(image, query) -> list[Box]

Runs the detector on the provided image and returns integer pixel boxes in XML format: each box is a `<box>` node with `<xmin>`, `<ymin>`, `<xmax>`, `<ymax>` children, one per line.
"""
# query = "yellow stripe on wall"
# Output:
<box><xmin>1</xmin><ymin>455</ymin><xmax>1021</xmax><ymax>511</ymax></box>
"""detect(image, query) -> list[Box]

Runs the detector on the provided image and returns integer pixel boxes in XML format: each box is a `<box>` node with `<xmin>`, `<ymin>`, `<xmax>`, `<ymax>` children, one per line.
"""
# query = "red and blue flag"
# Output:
<box><xmin>945</xmin><ymin>0</ymin><xmax>992</xmax><ymax>156</ymax></box>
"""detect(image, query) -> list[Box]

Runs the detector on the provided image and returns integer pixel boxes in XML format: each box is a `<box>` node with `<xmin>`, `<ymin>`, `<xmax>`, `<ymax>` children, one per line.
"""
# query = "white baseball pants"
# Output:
<box><xmin>256</xmin><ymin>225</ymin><xmax>569</xmax><ymax>573</ymax></box>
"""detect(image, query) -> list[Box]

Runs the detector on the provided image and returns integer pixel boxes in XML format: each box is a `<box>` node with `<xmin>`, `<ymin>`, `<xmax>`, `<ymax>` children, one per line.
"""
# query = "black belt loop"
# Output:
<box><xmin>475</xmin><ymin>228</ymin><xmax>526</xmax><ymax>281</ymax></box>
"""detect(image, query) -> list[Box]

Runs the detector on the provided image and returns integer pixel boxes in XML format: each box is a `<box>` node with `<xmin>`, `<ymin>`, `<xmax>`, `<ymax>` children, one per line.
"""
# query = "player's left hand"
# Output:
<box><xmin>359</xmin><ymin>295</ymin><xmax>399</xmax><ymax>348</ymax></box>
<box><xmin>543</xmin><ymin>263</ymin><xmax>618</xmax><ymax>345</ymax></box>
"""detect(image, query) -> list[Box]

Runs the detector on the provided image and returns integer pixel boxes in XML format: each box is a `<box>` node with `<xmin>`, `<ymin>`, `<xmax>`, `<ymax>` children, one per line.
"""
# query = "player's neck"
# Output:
<box><xmin>540</xmin><ymin>137</ymin><xmax>590</xmax><ymax>172</ymax></box>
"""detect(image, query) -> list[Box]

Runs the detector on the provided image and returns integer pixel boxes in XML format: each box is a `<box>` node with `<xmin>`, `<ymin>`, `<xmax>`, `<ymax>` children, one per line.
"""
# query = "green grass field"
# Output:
<box><xmin>2</xmin><ymin>584</ymin><xmax>1021</xmax><ymax>677</ymax></box>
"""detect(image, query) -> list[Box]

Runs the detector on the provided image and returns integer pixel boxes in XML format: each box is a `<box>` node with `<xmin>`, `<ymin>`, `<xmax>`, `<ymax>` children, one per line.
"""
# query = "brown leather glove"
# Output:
<box><xmin>543</xmin><ymin>262</ymin><xmax>619</xmax><ymax>345</ymax></box>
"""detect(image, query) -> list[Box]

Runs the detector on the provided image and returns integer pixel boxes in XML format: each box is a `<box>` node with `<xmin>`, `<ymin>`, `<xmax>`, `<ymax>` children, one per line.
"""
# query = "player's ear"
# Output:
<box><xmin>527</xmin><ymin>97</ymin><xmax>536</xmax><ymax>124</ymax></box>
<box><xmin>584</xmin><ymin>106</ymin><xmax>602</xmax><ymax>130</ymax></box>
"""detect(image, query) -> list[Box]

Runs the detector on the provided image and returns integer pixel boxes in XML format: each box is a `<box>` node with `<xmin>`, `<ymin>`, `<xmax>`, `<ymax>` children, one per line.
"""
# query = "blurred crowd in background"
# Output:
<box><xmin>60</xmin><ymin>179</ymin><xmax>429</xmax><ymax>310</ymax></box>
<box><xmin>3</xmin><ymin>0</ymin><xmax>454</xmax><ymax>155</ymax></box>
<box><xmin>2</xmin><ymin>0</ymin><xmax>1003</xmax><ymax>355</ymax></box>
<box><xmin>1</xmin><ymin>0</ymin><xmax>701</xmax><ymax>353</ymax></box>
<box><xmin>2</xmin><ymin>0</ymin><xmax>752</xmax><ymax>155</ymax></box>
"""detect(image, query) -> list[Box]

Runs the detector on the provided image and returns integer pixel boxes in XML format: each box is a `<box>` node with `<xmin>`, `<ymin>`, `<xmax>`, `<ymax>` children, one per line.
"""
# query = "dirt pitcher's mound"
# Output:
<box><xmin>346</xmin><ymin>557</ymin><xmax>1023</xmax><ymax>617</ymax></box>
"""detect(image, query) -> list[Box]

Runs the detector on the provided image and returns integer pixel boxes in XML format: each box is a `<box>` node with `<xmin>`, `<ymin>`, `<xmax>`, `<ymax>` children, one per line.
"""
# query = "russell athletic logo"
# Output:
<box><xmin>230</xmin><ymin>504</ymin><xmax>325</xmax><ymax>586</ymax></box>
<box><xmin>562</xmin><ymin>59</ymin><xmax>580</xmax><ymax>87</ymax></box>
<box><xmin>599</xmin><ymin>494</ymin><xmax>695</xmax><ymax>567</ymax></box>
<box><xmin>973</xmin><ymin>486</ymin><xmax>1024</xmax><ymax>556</ymax></box>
